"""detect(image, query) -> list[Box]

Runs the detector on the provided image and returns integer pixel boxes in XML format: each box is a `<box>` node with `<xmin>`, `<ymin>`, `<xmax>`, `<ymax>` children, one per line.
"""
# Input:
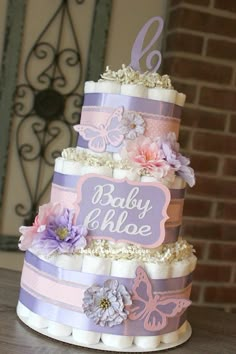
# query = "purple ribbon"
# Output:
<box><xmin>53</xmin><ymin>172</ymin><xmax>185</xmax><ymax>199</ymax></box>
<box><xmin>53</xmin><ymin>172</ymin><xmax>80</xmax><ymax>189</ymax></box>
<box><xmin>77</xmin><ymin>136</ymin><xmax>122</xmax><ymax>153</ymax></box>
<box><xmin>25</xmin><ymin>251</ymin><xmax>193</xmax><ymax>292</ymax></box>
<box><xmin>19</xmin><ymin>287</ymin><xmax>187</xmax><ymax>336</ymax></box>
<box><xmin>83</xmin><ymin>93</ymin><xmax>182</xmax><ymax>118</ymax></box>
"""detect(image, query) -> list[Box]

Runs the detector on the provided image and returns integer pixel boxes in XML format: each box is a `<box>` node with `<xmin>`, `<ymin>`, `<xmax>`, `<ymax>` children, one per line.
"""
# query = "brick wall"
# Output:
<box><xmin>163</xmin><ymin>0</ymin><xmax>236</xmax><ymax>311</ymax></box>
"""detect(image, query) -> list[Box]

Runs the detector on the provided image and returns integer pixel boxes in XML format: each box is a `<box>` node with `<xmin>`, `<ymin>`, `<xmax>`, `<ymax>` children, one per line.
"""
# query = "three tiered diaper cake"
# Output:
<box><xmin>17</xmin><ymin>17</ymin><xmax>197</xmax><ymax>351</ymax></box>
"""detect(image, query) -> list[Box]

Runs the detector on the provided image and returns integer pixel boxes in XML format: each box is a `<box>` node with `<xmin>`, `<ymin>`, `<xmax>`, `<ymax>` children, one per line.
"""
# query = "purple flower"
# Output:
<box><xmin>83</xmin><ymin>279</ymin><xmax>132</xmax><ymax>327</ymax></box>
<box><xmin>158</xmin><ymin>132</ymin><xmax>195</xmax><ymax>187</ymax></box>
<box><xmin>32</xmin><ymin>207</ymin><xmax>88</xmax><ymax>255</ymax></box>
<box><xmin>120</xmin><ymin>112</ymin><xmax>145</xmax><ymax>140</ymax></box>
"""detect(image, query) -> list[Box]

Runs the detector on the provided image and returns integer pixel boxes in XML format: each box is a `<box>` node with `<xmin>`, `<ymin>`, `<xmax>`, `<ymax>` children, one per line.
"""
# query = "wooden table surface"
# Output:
<box><xmin>0</xmin><ymin>268</ymin><xmax>236</xmax><ymax>354</ymax></box>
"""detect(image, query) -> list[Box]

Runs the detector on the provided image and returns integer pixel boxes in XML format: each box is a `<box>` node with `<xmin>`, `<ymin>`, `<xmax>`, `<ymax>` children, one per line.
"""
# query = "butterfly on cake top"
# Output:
<box><xmin>17</xmin><ymin>16</ymin><xmax>196</xmax><ymax>351</ymax></box>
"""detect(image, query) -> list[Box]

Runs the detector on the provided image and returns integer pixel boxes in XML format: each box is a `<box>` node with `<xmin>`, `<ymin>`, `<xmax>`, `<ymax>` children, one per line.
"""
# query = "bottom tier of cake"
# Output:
<box><xmin>17</xmin><ymin>304</ymin><xmax>192</xmax><ymax>352</ymax></box>
<box><xmin>17</xmin><ymin>244</ymin><xmax>196</xmax><ymax>351</ymax></box>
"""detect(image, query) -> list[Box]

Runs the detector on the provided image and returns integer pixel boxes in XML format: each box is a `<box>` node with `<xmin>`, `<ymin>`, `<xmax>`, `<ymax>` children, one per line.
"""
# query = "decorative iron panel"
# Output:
<box><xmin>0</xmin><ymin>0</ymin><xmax>113</xmax><ymax>250</ymax></box>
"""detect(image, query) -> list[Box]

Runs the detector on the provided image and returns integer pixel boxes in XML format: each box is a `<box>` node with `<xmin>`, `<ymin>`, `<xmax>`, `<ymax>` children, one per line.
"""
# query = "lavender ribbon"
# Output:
<box><xmin>25</xmin><ymin>251</ymin><xmax>193</xmax><ymax>291</ymax></box>
<box><xmin>19</xmin><ymin>288</ymin><xmax>187</xmax><ymax>336</ymax></box>
<box><xmin>83</xmin><ymin>93</ymin><xmax>182</xmax><ymax>118</ymax></box>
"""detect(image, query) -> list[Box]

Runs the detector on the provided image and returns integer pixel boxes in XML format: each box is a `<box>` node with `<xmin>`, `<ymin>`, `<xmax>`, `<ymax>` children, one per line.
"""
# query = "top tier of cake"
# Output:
<box><xmin>76</xmin><ymin>65</ymin><xmax>185</xmax><ymax>154</ymax></box>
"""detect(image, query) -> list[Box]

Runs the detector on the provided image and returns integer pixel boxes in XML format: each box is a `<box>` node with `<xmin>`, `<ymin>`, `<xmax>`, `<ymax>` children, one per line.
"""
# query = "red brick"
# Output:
<box><xmin>195</xmin><ymin>263</ymin><xmax>231</xmax><ymax>282</ymax></box>
<box><xmin>171</xmin><ymin>0</ymin><xmax>210</xmax><ymax>6</ymax></box>
<box><xmin>188</xmin><ymin>239</ymin><xmax>205</xmax><ymax>259</ymax></box>
<box><xmin>179</xmin><ymin>128</ymin><xmax>191</xmax><ymax>149</ymax></box>
<box><xmin>209</xmin><ymin>243</ymin><xmax>236</xmax><ymax>262</ymax></box>
<box><xmin>191</xmin><ymin>284</ymin><xmax>201</xmax><ymax>302</ymax></box>
<box><xmin>163</xmin><ymin>57</ymin><xmax>232</xmax><ymax>84</ymax></box>
<box><xmin>190</xmin><ymin>154</ymin><xmax>219</xmax><ymax>174</ymax></box>
<box><xmin>207</xmin><ymin>38</ymin><xmax>236</xmax><ymax>61</ymax></box>
<box><xmin>214</xmin><ymin>0</ymin><xmax>236</xmax><ymax>13</ymax></box>
<box><xmin>190</xmin><ymin>175</ymin><xmax>236</xmax><ymax>199</ymax></box>
<box><xmin>223</xmin><ymin>158</ymin><xmax>236</xmax><ymax>176</ymax></box>
<box><xmin>200</xmin><ymin>87</ymin><xmax>236</xmax><ymax>111</ymax></box>
<box><xmin>230</xmin><ymin>115</ymin><xmax>236</xmax><ymax>133</ymax></box>
<box><xmin>169</xmin><ymin>8</ymin><xmax>236</xmax><ymax>38</ymax></box>
<box><xmin>193</xmin><ymin>132</ymin><xmax>236</xmax><ymax>155</ymax></box>
<box><xmin>182</xmin><ymin>107</ymin><xmax>226</xmax><ymax>131</ymax></box>
<box><xmin>172</xmin><ymin>81</ymin><xmax>196</xmax><ymax>103</ymax></box>
<box><xmin>216</xmin><ymin>201</ymin><xmax>236</xmax><ymax>219</ymax></box>
<box><xmin>183</xmin><ymin>198</ymin><xmax>212</xmax><ymax>217</ymax></box>
<box><xmin>204</xmin><ymin>286</ymin><xmax>236</xmax><ymax>303</ymax></box>
<box><xmin>166</xmin><ymin>32</ymin><xmax>203</xmax><ymax>54</ymax></box>
<box><xmin>182</xmin><ymin>219</ymin><xmax>236</xmax><ymax>241</ymax></box>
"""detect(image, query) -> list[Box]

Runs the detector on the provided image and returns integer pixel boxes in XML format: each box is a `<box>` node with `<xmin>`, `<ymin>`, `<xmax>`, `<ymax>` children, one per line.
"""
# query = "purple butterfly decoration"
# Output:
<box><xmin>127</xmin><ymin>267</ymin><xmax>191</xmax><ymax>331</ymax></box>
<box><xmin>74</xmin><ymin>107</ymin><xmax>124</xmax><ymax>153</ymax></box>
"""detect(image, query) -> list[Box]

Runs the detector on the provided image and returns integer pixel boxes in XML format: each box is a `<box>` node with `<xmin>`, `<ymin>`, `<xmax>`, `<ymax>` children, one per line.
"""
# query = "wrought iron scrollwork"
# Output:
<box><xmin>13</xmin><ymin>0</ymin><xmax>85</xmax><ymax>225</ymax></box>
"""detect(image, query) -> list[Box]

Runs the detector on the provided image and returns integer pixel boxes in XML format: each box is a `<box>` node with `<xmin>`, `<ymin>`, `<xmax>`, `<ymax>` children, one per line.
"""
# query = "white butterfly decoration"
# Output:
<box><xmin>74</xmin><ymin>107</ymin><xmax>124</xmax><ymax>153</ymax></box>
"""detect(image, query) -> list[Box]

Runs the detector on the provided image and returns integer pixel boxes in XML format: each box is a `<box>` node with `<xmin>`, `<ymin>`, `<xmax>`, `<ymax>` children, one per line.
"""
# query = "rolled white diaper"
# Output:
<box><xmin>47</xmin><ymin>321</ymin><xmax>72</xmax><ymax>337</ymax></box>
<box><xmin>175</xmin><ymin>93</ymin><xmax>186</xmax><ymax>107</ymax></box>
<box><xmin>189</xmin><ymin>254</ymin><xmax>197</xmax><ymax>273</ymax></box>
<box><xmin>77</xmin><ymin>146</ymin><xmax>112</xmax><ymax>159</ymax></box>
<box><xmin>17</xmin><ymin>302</ymin><xmax>30</xmax><ymax>319</ymax></box>
<box><xmin>178</xmin><ymin>320</ymin><xmax>188</xmax><ymax>337</ymax></box>
<box><xmin>80</xmin><ymin>165</ymin><xmax>113</xmax><ymax>177</ymax></box>
<box><xmin>55</xmin><ymin>254</ymin><xmax>83</xmax><ymax>270</ymax></box>
<box><xmin>140</xmin><ymin>176</ymin><xmax>157</xmax><ymax>183</ymax></box>
<box><xmin>148</xmin><ymin>87</ymin><xmax>177</xmax><ymax>104</ymax></box>
<box><xmin>73</xmin><ymin>255</ymin><xmax>112</xmax><ymax>345</ymax></box>
<box><xmin>113</xmin><ymin>168</ymin><xmax>140</xmax><ymax>181</ymax></box>
<box><xmin>54</xmin><ymin>157</ymin><xmax>64</xmax><ymax>173</ymax></box>
<box><xmin>95</xmin><ymin>81</ymin><xmax>121</xmax><ymax>94</ymax></box>
<box><xmin>102</xmin><ymin>259</ymin><xmax>142</xmax><ymax>349</ymax></box>
<box><xmin>81</xmin><ymin>255</ymin><xmax>112</xmax><ymax>276</ymax></box>
<box><xmin>112</xmin><ymin>152</ymin><xmax>122</xmax><ymax>161</ymax></box>
<box><xmin>84</xmin><ymin>81</ymin><xmax>96</xmax><ymax>94</ymax></box>
<box><xmin>121</xmin><ymin>84</ymin><xmax>148</xmax><ymax>98</ymax></box>
<box><xmin>134</xmin><ymin>262</ymin><xmax>171</xmax><ymax>349</ymax></box>
<box><xmin>141</xmin><ymin>175</ymin><xmax>172</xmax><ymax>187</ymax></box>
<box><xmin>28</xmin><ymin>312</ymin><xmax>48</xmax><ymax>329</ymax></box>
<box><xmin>171</xmin><ymin>258</ymin><xmax>192</xmax><ymax>278</ymax></box>
<box><xmin>171</xmin><ymin>176</ymin><xmax>186</xmax><ymax>189</ymax></box>
<box><xmin>62</xmin><ymin>160</ymin><xmax>83</xmax><ymax>176</ymax></box>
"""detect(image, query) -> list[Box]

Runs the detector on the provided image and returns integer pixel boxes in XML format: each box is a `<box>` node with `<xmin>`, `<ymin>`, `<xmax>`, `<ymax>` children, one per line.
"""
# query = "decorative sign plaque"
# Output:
<box><xmin>76</xmin><ymin>174</ymin><xmax>170</xmax><ymax>248</ymax></box>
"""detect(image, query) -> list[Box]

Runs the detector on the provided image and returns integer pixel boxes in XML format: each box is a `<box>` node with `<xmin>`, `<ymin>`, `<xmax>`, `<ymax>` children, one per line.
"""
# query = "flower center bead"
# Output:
<box><xmin>99</xmin><ymin>298</ymin><xmax>111</xmax><ymax>310</ymax></box>
<box><xmin>130</xmin><ymin>123</ymin><xmax>136</xmax><ymax>129</ymax></box>
<box><xmin>56</xmin><ymin>227</ymin><xmax>69</xmax><ymax>240</ymax></box>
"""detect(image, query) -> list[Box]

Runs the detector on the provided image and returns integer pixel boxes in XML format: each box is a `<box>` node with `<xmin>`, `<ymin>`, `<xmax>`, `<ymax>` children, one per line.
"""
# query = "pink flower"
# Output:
<box><xmin>18</xmin><ymin>202</ymin><xmax>64</xmax><ymax>251</ymax></box>
<box><xmin>123</xmin><ymin>136</ymin><xmax>172</xmax><ymax>179</ymax></box>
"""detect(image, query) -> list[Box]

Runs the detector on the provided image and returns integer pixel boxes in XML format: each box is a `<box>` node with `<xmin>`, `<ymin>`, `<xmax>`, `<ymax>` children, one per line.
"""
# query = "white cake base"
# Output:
<box><xmin>17</xmin><ymin>302</ymin><xmax>192</xmax><ymax>352</ymax></box>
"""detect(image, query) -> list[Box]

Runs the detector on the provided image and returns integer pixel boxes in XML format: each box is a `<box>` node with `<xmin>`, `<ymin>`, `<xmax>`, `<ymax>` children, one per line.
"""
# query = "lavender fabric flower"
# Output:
<box><xmin>83</xmin><ymin>279</ymin><xmax>132</xmax><ymax>327</ymax></box>
<box><xmin>158</xmin><ymin>132</ymin><xmax>195</xmax><ymax>187</ymax></box>
<box><xmin>120</xmin><ymin>112</ymin><xmax>145</xmax><ymax>140</ymax></box>
<box><xmin>32</xmin><ymin>208</ymin><xmax>88</xmax><ymax>255</ymax></box>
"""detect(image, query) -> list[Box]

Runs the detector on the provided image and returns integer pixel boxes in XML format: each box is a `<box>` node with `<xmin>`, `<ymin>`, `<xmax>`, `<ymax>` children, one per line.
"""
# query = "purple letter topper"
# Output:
<box><xmin>129</xmin><ymin>16</ymin><xmax>164</xmax><ymax>73</ymax></box>
<box><xmin>75</xmin><ymin>174</ymin><xmax>170</xmax><ymax>248</ymax></box>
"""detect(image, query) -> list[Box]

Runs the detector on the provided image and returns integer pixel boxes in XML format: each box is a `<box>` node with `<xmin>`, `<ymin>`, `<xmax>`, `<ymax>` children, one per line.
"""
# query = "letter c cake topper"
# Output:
<box><xmin>129</xmin><ymin>16</ymin><xmax>164</xmax><ymax>73</ymax></box>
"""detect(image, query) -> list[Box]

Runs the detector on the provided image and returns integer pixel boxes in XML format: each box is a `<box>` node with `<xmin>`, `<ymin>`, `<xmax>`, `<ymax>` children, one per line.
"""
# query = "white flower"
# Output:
<box><xmin>120</xmin><ymin>112</ymin><xmax>145</xmax><ymax>140</ymax></box>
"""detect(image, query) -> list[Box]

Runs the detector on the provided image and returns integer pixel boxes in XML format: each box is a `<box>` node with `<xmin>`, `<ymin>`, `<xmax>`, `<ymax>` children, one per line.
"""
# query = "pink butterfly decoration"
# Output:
<box><xmin>74</xmin><ymin>107</ymin><xmax>124</xmax><ymax>153</ymax></box>
<box><xmin>128</xmin><ymin>267</ymin><xmax>191</xmax><ymax>332</ymax></box>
